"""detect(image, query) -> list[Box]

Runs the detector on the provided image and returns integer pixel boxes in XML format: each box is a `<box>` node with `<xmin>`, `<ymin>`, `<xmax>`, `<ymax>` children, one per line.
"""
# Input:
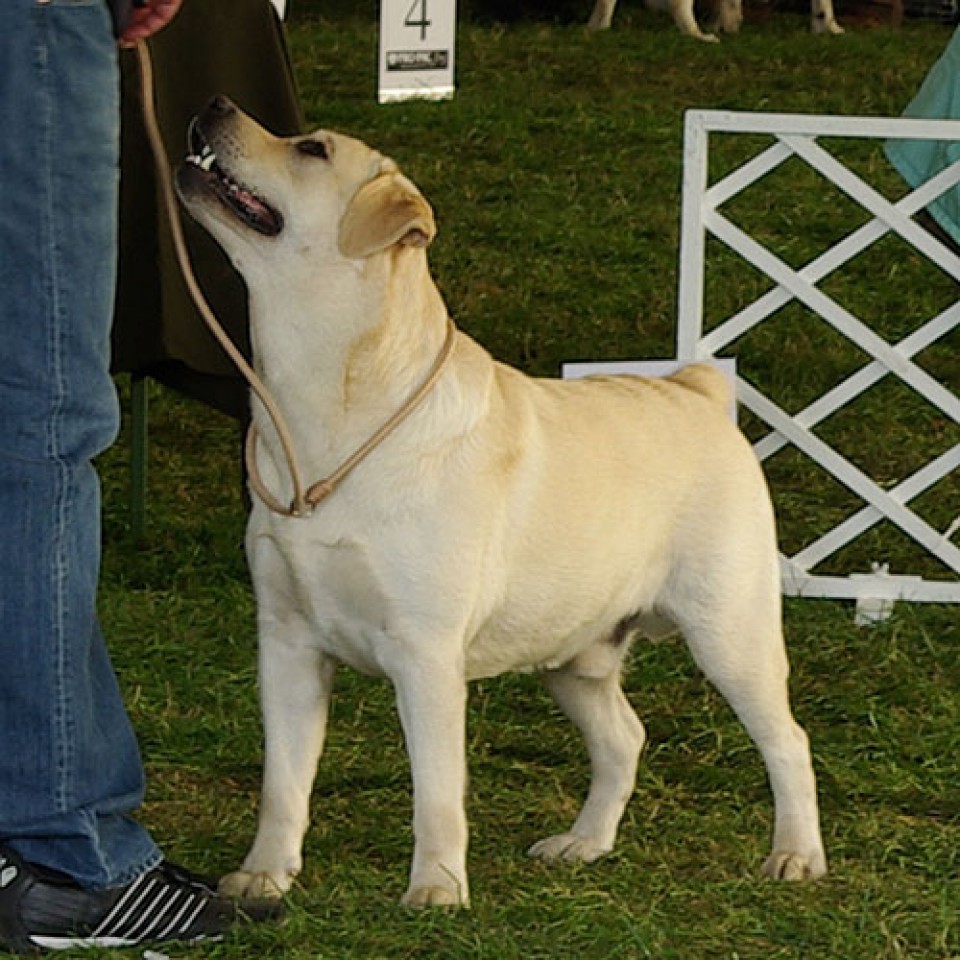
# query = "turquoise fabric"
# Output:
<box><xmin>886</xmin><ymin>27</ymin><xmax>960</xmax><ymax>245</ymax></box>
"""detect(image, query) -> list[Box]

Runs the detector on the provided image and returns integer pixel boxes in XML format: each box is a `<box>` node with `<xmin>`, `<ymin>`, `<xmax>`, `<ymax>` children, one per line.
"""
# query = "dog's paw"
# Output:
<box><xmin>219</xmin><ymin>869</ymin><xmax>291</xmax><ymax>900</ymax></box>
<box><xmin>527</xmin><ymin>833</ymin><xmax>610</xmax><ymax>864</ymax></box>
<box><xmin>812</xmin><ymin>16</ymin><xmax>844</xmax><ymax>33</ymax></box>
<box><xmin>401</xmin><ymin>885</ymin><xmax>468</xmax><ymax>909</ymax></box>
<box><xmin>761</xmin><ymin>850</ymin><xmax>827</xmax><ymax>882</ymax></box>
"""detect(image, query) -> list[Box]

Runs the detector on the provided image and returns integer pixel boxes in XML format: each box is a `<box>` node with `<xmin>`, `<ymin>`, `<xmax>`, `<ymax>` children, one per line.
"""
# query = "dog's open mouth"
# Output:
<box><xmin>183</xmin><ymin>120</ymin><xmax>284</xmax><ymax>238</ymax></box>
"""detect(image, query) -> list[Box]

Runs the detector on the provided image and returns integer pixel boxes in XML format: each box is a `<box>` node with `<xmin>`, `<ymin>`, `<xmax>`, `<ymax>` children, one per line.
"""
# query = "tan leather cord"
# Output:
<box><xmin>245</xmin><ymin>317</ymin><xmax>457</xmax><ymax>513</ymax></box>
<box><xmin>133</xmin><ymin>41</ymin><xmax>457</xmax><ymax>517</ymax></box>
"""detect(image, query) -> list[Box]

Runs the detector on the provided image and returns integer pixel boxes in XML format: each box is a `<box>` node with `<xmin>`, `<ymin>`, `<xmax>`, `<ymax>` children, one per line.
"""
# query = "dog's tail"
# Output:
<box><xmin>668</xmin><ymin>362</ymin><xmax>732</xmax><ymax>410</ymax></box>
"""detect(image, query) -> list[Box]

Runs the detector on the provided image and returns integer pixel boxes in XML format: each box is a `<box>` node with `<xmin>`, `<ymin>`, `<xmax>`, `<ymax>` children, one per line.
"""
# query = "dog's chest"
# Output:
<box><xmin>256</xmin><ymin>531</ymin><xmax>400</xmax><ymax>677</ymax></box>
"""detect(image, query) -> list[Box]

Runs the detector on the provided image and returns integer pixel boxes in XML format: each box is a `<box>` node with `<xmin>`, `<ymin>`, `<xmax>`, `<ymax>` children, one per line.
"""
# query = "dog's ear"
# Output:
<box><xmin>338</xmin><ymin>172</ymin><xmax>436</xmax><ymax>260</ymax></box>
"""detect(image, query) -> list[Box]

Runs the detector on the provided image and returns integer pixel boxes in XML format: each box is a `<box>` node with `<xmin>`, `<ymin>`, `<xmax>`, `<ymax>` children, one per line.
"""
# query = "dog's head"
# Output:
<box><xmin>175</xmin><ymin>96</ymin><xmax>436</xmax><ymax>273</ymax></box>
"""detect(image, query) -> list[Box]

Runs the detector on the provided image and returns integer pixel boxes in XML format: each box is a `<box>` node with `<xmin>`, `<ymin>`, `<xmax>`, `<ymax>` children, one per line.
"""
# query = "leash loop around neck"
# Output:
<box><xmin>246</xmin><ymin>317</ymin><xmax>458</xmax><ymax>516</ymax></box>
<box><xmin>134</xmin><ymin>41</ymin><xmax>457</xmax><ymax>518</ymax></box>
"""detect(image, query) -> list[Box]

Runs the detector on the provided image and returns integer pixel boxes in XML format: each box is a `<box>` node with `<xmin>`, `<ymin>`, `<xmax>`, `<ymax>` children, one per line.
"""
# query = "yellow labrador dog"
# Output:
<box><xmin>176</xmin><ymin>96</ymin><xmax>827</xmax><ymax>908</ymax></box>
<box><xmin>588</xmin><ymin>0</ymin><xmax>842</xmax><ymax>41</ymax></box>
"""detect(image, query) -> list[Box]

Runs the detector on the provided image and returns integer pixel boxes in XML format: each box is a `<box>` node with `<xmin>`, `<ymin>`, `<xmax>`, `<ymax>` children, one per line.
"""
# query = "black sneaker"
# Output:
<box><xmin>0</xmin><ymin>844</ymin><xmax>281</xmax><ymax>954</ymax></box>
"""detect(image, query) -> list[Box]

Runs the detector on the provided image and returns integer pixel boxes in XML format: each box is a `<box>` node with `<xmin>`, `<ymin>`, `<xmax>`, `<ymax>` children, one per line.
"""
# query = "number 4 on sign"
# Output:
<box><xmin>378</xmin><ymin>0</ymin><xmax>457</xmax><ymax>103</ymax></box>
<box><xmin>405</xmin><ymin>0</ymin><xmax>431</xmax><ymax>40</ymax></box>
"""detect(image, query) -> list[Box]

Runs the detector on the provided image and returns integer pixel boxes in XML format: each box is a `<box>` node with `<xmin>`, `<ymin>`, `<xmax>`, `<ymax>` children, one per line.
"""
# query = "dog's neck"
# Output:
<box><xmin>245</xmin><ymin>246</ymin><xmax>452</xmax><ymax>477</ymax></box>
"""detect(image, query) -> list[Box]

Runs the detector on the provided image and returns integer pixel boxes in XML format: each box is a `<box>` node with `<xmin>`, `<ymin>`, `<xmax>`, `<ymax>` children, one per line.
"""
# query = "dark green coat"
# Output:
<box><xmin>113</xmin><ymin>0</ymin><xmax>303</xmax><ymax>417</ymax></box>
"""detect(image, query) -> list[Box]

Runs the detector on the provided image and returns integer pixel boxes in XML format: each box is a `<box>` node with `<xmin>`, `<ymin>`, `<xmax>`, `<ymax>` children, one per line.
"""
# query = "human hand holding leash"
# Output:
<box><xmin>118</xmin><ymin>0</ymin><xmax>183</xmax><ymax>44</ymax></box>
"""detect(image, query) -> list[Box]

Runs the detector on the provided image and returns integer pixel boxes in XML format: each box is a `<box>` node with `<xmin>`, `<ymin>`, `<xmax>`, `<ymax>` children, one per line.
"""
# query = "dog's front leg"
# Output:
<box><xmin>660</xmin><ymin>0</ymin><xmax>721</xmax><ymax>41</ymax></box>
<box><xmin>587</xmin><ymin>0</ymin><xmax>617</xmax><ymax>28</ymax></box>
<box><xmin>392</xmin><ymin>656</ymin><xmax>470</xmax><ymax>908</ymax></box>
<box><xmin>811</xmin><ymin>0</ymin><xmax>843</xmax><ymax>34</ymax></box>
<box><xmin>220</xmin><ymin>635</ymin><xmax>337</xmax><ymax>900</ymax></box>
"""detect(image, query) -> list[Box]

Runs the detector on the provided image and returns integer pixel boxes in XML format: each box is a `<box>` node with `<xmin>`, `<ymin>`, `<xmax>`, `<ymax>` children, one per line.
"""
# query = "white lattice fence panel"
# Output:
<box><xmin>677</xmin><ymin>110</ymin><xmax>960</xmax><ymax>619</ymax></box>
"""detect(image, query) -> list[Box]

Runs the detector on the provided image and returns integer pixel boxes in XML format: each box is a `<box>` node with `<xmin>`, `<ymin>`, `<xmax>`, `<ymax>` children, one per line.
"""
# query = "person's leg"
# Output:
<box><xmin>0</xmin><ymin>0</ymin><xmax>160</xmax><ymax>890</ymax></box>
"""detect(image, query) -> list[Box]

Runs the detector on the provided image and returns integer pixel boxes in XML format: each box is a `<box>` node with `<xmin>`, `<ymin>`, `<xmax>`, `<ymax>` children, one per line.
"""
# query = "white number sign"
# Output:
<box><xmin>378</xmin><ymin>0</ymin><xmax>456</xmax><ymax>103</ymax></box>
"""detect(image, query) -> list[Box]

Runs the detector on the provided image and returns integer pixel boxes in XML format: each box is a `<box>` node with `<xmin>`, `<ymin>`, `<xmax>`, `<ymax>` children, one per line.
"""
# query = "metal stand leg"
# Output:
<box><xmin>130</xmin><ymin>373</ymin><xmax>148</xmax><ymax>538</ymax></box>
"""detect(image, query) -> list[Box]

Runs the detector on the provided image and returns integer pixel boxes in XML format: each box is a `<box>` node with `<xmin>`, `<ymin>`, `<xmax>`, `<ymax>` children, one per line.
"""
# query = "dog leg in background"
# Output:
<box><xmin>710</xmin><ymin>0</ymin><xmax>744</xmax><ymax>35</ymax></box>
<box><xmin>528</xmin><ymin>656</ymin><xmax>646</xmax><ymax>864</ymax></box>
<box><xmin>589</xmin><ymin>0</ymin><xmax>719</xmax><ymax>36</ymax></box>
<box><xmin>644</xmin><ymin>0</ymin><xmax>723</xmax><ymax>41</ymax></box>
<box><xmin>811</xmin><ymin>0</ymin><xmax>843</xmax><ymax>34</ymax></box>
<box><xmin>393</xmin><ymin>656</ymin><xmax>471</xmax><ymax>908</ymax></box>
<box><xmin>220</xmin><ymin>619</ymin><xmax>338</xmax><ymax>900</ymax></box>
<box><xmin>588</xmin><ymin>0</ymin><xmax>618</xmax><ymax>28</ymax></box>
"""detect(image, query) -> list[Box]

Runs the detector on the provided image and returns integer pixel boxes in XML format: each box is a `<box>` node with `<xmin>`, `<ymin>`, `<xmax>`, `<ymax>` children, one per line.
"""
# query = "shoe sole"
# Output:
<box><xmin>30</xmin><ymin>933</ymin><xmax>223</xmax><ymax>950</ymax></box>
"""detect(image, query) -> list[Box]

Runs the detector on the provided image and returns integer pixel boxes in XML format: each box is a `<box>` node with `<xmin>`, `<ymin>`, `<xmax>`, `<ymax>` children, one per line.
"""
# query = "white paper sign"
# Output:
<box><xmin>378</xmin><ymin>0</ymin><xmax>456</xmax><ymax>103</ymax></box>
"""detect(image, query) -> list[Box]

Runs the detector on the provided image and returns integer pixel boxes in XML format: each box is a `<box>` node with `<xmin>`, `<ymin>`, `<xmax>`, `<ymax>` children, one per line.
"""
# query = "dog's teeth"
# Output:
<box><xmin>187</xmin><ymin>144</ymin><xmax>217</xmax><ymax>171</ymax></box>
<box><xmin>197</xmin><ymin>143</ymin><xmax>217</xmax><ymax>171</ymax></box>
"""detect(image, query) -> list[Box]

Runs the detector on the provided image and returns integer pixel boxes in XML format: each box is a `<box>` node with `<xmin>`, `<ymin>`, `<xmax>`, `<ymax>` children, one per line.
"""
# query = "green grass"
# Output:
<box><xmin>35</xmin><ymin>8</ymin><xmax>960</xmax><ymax>959</ymax></box>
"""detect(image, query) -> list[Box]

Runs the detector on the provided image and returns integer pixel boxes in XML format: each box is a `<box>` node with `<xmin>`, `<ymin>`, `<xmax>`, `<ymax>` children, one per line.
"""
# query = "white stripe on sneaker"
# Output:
<box><xmin>154</xmin><ymin>891</ymin><xmax>203</xmax><ymax>941</ymax></box>
<box><xmin>92</xmin><ymin>872</ymin><xmax>199</xmax><ymax>944</ymax></box>
<box><xmin>122</xmin><ymin>884</ymin><xmax>187</xmax><ymax>943</ymax></box>
<box><xmin>178</xmin><ymin>897</ymin><xmax>208</xmax><ymax>936</ymax></box>
<box><xmin>95</xmin><ymin>873</ymin><xmax>168</xmax><ymax>940</ymax></box>
<box><xmin>108</xmin><ymin>875</ymin><xmax>168</xmax><ymax>941</ymax></box>
<box><xmin>89</xmin><ymin>872</ymin><xmax>150</xmax><ymax>937</ymax></box>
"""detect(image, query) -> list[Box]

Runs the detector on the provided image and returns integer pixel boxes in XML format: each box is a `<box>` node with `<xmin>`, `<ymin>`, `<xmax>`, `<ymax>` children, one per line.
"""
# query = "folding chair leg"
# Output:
<box><xmin>130</xmin><ymin>373</ymin><xmax>149</xmax><ymax>538</ymax></box>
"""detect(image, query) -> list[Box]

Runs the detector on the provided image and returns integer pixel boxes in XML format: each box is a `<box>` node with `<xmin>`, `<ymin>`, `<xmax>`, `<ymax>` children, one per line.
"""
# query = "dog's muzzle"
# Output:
<box><xmin>179</xmin><ymin>114</ymin><xmax>284</xmax><ymax>238</ymax></box>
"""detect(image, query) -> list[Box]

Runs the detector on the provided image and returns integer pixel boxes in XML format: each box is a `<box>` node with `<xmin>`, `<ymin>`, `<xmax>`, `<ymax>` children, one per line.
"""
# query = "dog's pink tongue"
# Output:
<box><xmin>235</xmin><ymin>186</ymin><xmax>267</xmax><ymax>215</ymax></box>
<box><xmin>226</xmin><ymin>183</ymin><xmax>282</xmax><ymax>235</ymax></box>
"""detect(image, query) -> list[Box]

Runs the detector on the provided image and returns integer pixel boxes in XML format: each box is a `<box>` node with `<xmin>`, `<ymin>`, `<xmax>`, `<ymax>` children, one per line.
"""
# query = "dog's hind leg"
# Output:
<box><xmin>671</xmin><ymin>578</ymin><xmax>827</xmax><ymax>881</ymax></box>
<box><xmin>700</xmin><ymin>0</ymin><xmax>743</xmax><ymax>32</ymax></box>
<box><xmin>653</xmin><ymin>0</ymin><xmax>721</xmax><ymax>41</ymax></box>
<box><xmin>528</xmin><ymin>652</ymin><xmax>645</xmax><ymax>864</ymax></box>
<box><xmin>220</xmin><ymin>632</ymin><xmax>337</xmax><ymax>900</ymax></box>
<box><xmin>811</xmin><ymin>0</ymin><xmax>843</xmax><ymax>34</ymax></box>
<box><xmin>716</xmin><ymin>0</ymin><xmax>743</xmax><ymax>32</ymax></box>
<box><xmin>588</xmin><ymin>0</ymin><xmax>618</xmax><ymax>28</ymax></box>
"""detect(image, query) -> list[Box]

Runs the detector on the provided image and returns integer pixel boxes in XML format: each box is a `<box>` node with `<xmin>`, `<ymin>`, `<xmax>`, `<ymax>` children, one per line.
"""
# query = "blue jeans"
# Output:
<box><xmin>0</xmin><ymin>0</ymin><xmax>161</xmax><ymax>889</ymax></box>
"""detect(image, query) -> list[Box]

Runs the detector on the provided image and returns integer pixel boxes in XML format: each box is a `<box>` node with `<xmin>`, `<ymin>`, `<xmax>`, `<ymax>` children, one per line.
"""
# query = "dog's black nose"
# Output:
<box><xmin>207</xmin><ymin>95</ymin><xmax>236</xmax><ymax>118</ymax></box>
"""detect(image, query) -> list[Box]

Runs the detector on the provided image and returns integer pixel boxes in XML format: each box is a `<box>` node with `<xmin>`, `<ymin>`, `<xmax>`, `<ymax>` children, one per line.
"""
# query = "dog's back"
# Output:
<box><xmin>667</xmin><ymin>362</ymin><xmax>732</xmax><ymax>409</ymax></box>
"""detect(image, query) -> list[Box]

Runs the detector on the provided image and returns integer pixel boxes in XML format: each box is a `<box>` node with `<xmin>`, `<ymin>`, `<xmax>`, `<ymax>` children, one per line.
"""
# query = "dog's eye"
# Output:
<box><xmin>297</xmin><ymin>139</ymin><xmax>329</xmax><ymax>160</ymax></box>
